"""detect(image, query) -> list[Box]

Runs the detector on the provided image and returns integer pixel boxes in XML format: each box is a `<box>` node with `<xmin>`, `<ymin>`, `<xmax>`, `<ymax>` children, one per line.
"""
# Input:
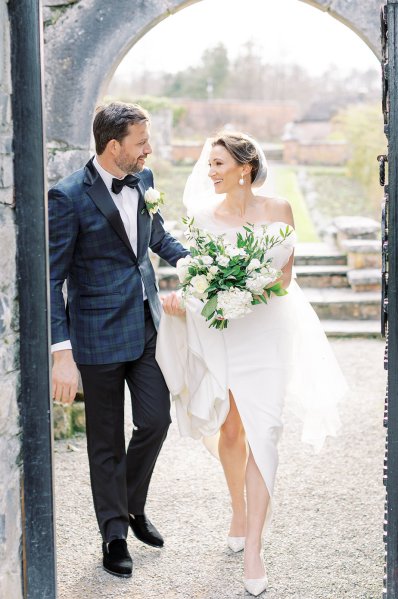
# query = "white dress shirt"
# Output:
<box><xmin>52</xmin><ymin>156</ymin><xmax>147</xmax><ymax>353</ymax></box>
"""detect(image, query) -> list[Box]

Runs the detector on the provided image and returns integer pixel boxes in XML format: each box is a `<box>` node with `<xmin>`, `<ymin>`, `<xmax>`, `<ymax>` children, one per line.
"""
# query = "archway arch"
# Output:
<box><xmin>44</xmin><ymin>0</ymin><xmax>381</xmax><ymax>179</ymax></box>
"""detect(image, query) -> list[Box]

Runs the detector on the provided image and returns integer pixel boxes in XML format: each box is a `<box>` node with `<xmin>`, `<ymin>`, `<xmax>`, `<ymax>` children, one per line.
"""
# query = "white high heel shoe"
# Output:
<box><xmin>227</xmin><ymin>536</ymin><xmax>245</xmax><ymax>552</ymax></box>
<box><xmin>244</xmin><ymin>556</ymin><xmax>268</xmax><ymax>596</ymax></box>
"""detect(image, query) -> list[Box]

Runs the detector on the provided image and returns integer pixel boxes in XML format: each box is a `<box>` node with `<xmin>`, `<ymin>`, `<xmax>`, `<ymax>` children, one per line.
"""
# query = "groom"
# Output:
<box><xmin>49</xmin><ymin>102</ymin><xmax>188</xmax><ymax>578</ymax></box>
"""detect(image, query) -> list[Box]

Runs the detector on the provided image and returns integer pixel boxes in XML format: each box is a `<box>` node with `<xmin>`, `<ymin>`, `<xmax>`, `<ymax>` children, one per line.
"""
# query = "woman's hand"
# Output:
<box><xmin>161</xmin><ymin>292</ymin><xmax>186</xmax><ymax>316</ymax></box>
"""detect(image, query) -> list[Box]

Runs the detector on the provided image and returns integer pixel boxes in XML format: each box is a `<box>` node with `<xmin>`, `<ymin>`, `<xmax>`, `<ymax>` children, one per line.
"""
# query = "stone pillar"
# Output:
<box><xmin>0</xmin><ymin>1</ymin><xmax>22</xmax><ymax>598</ymax></box>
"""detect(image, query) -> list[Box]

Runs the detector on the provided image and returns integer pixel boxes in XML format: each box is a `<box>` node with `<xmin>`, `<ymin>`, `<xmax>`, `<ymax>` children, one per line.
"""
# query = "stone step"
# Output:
<box><xmin>157</xmin><ymin>261</ymin><xmax>352</xmax><ymax>292</ymax></box>
<box><xmin>341</xmin><ymin>239</ymin><xmax>381</xmax><ymax>269</ymax></box>
<box><xmin>347</xmin><ymin>268</ymin><xmax>381</xmax><ymax>292</ymax></box>
<box><xmin>295</xmin><ymin>265</ymin><xmax>349</xmax><ymax>288</ymax></box>
<box><xmin>322</xmin><ymin>319</ymin><xmax>382</xmax><ymax>338</ymax></box>
<box><xmin>333</xmin><ymin>216</ymin><xmax>380</xmax><ymax>248</ymax></box>
<box><xmin>294</xmin><ymin>243</ymin><xmax>347</xmax><ymax>266</ymax></box>
<box><xmin>302</xmin><ymin>287</ymin><xmax>381</xmax><ymax>320</ymax></box>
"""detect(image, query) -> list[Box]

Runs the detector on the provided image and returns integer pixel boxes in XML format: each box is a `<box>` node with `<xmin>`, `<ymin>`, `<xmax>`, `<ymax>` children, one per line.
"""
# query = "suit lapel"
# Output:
<box><xmin>84</xmin><ymin>158</ymin><xmax>137</xmax><ymax>260</ymax></box>
<box><xmin>136</xmin><ymin>179</ymin><xmax>151</xmax><ymax>258</ymax></box>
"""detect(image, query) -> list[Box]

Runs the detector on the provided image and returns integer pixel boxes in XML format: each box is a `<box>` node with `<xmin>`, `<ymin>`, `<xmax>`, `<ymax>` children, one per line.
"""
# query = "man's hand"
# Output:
<box><xmin>52</xmin><ymin>349</ymin><xmax>79</xmax><ymax>404</ymax></box>
<box><xmin>161</xmin><ymin>292</ymin><xmax>186</xmax><ymax>317</ymax></box>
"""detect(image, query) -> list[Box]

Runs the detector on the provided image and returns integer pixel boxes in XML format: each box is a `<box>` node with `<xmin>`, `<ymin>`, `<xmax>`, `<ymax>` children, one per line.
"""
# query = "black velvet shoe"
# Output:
<box><xmin>129</xmin><ymin>514</ymin><xmax>164</xmax><ymax>548</ymax></box>
<box><xmin>102</xmin><ymin>539</ymin><xmax>133</xmax><ymax>578</ymax></box>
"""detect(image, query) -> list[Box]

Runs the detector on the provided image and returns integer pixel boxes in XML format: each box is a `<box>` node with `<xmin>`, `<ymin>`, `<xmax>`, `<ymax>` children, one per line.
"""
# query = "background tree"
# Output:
<box><xmin>164</xmin><ymin>42</ymin><xmax>229</xmax><ymax>98</ymax></box>
<box><xmin>333</xmin><ymin>103</ymin><xmax>386</xmax><ymax>211</ymax></box>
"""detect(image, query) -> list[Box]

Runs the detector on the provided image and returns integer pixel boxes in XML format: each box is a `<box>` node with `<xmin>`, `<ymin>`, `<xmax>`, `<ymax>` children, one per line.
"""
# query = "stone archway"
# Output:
<box><xmin>44</xmin><ymin>0</ymin><xmax>381</xmax><ymax>181</ymax></box>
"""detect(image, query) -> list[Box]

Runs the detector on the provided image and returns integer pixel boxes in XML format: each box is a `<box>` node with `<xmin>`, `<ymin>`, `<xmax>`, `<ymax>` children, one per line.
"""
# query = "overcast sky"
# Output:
<box><xmin>113</xmin><ymin>0</ymin><xmax>380</xmax><ymax>80</ymax></box>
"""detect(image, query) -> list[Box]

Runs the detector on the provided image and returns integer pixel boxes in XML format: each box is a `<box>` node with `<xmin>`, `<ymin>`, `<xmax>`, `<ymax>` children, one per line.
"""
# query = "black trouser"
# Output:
<box><xmin>78</xmin><ymin>303</ymin><xmax>171</xmax><ymax>543</ymax></box>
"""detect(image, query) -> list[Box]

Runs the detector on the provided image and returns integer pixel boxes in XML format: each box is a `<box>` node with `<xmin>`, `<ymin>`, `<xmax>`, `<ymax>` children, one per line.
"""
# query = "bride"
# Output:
<box><xmin>156</xmin><ymin>132</ymin><xmax>346</xmax><ymax>596</ymax></box>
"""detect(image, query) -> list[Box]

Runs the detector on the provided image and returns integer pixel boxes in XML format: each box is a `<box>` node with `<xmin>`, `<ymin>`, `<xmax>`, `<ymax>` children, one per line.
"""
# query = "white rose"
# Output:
<box><xmin>260</xmin><ymin>267</ymin><xmax>280</xmax><ymax>280</ymax></box>
<box><xmin>225</xmin><ymin>245</ymin><xmax>240</xmax><ymax>258</ymax></box>
<box><xmin>225</xmin><ymin>245</ymin><xmax>247</xmax><ymax>258</ymax></box>
<box><xmin>144</xmin><ymin>187</ymin><xmax>160</xmax><ymax>204</ymax></box>
<box><xmin>189</xmin><ymin>274</ymin><xmax>209</xmax><ymax>299</ymax></box>
<box><xmin>246</xmin><ymin>274</ymin><xmax>268</xmax><ymax>295</ymax></box>
<box><xmin>209</xmin><ymin>265</ymin><xmax>219</xmax><ymax>275</ymax></box>
<box><xmin>216</xmin><ymin>255</ymin><xmax>230</xmax><ymax>267</ymax></box>
<box><xmin>246</xmin><ymin>271</ymin><xmax>280</xmax><ymax>294</ymax></box>
<box><xmin>176</xmin><ymin>255</ymin><xmax>192</xmax><ymax>283</ymax></box>
<box><xmin>201</xmin><ymin>255</ymin><xmax>213</xmax><ymax>265</ymax></box>
<box><xmin>247</xmin><ymin>259</ymin><xmax>261</xmax><ymax>272</ymax></box>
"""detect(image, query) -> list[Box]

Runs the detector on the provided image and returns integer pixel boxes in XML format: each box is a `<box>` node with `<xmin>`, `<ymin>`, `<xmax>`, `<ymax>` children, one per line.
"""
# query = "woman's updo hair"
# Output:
<box><xmin>211</xmin><ymin>131</ymin><xmax>267</xmax><ymax>187</ymax></box>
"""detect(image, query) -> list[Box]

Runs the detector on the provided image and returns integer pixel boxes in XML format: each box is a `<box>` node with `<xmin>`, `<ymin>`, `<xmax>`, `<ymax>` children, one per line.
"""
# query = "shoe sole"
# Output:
<box><xmin>130</xmin><ymin>530</ymin><xmax>164</xmax><ymax>549</ymax></box>
<box><xmin>103</xmin><ymin>565</ymin><xmax>132</xmax><ymax>578</ymax></box>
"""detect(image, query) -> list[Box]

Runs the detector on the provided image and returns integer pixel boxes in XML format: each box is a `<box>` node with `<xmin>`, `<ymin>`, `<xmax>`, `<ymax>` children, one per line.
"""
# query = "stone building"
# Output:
<box><xmin>0</xmin><ymin>1</ymin><xmax>385</xmax><ymax>597</ymax></box>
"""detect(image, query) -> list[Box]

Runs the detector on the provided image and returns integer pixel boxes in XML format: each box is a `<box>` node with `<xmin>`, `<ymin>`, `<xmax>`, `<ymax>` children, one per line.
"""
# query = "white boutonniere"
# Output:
<box><xmin>142</xmin><ymin>187</ymin><xmax>165</xmax><ymax>217</ymax></box>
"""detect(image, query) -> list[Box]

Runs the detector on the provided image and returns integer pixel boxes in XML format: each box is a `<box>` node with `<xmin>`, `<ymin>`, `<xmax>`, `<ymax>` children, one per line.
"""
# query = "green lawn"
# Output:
<box><xmin>273</xmin><ymin>166</ymin><xmax>319</xmax><ymax>242</ymax></box>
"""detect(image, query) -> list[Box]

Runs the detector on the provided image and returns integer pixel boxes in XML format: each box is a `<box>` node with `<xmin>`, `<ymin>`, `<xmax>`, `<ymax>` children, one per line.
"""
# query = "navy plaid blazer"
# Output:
<box><xmin>49</xmin><ymin>157</ymin><xmax>188</xmax><ymax>365</ymax></box>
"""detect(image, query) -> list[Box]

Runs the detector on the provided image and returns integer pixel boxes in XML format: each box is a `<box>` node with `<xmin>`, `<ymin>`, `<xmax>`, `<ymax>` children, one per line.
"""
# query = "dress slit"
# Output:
<box><xmin>203</xmin><ymin>385</ymin><xmax>277</xmax><ymax>533</ymax></box>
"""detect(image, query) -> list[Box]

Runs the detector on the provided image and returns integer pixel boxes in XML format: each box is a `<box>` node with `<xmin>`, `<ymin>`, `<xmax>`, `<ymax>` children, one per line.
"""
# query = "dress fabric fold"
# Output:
<box><xmin>156</xmin><ymin>217</ymin><xmax>347</xmax><ymax>528</ymax></box>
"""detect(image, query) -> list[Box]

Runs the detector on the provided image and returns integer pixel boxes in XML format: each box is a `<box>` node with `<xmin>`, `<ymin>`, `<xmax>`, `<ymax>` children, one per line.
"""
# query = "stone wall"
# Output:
<box><xmin>0</xmin><ymin>1</ymin><xmax>22</xmax><ymax>598</ymax></box>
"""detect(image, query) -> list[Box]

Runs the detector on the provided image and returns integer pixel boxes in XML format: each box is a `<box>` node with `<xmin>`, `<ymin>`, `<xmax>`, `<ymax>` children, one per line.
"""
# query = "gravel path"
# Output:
<box><xmin>55</xmin><ymin>339</ymin><xmax>386</xmax><ymax>599</ymax></box>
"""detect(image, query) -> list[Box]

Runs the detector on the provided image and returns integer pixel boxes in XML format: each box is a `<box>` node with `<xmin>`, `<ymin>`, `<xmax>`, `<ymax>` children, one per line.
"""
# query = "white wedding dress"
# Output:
<box><xmin>156</xmin><ymin>209</ymin><xmax>347</xmax><ymax>527</ymax></box>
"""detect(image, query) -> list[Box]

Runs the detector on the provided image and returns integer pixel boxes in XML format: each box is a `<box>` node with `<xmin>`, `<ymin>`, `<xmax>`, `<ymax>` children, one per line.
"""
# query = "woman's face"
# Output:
<box><xmin>208</xmin><ymin>144</ymin><xmax>246</xmax><ymax>194</ymax></box>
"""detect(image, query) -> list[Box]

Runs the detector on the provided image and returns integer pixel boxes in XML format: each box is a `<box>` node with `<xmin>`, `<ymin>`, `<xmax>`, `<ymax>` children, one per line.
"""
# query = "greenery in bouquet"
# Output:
<box><xmin>177</xmin><ymin>218</ymin><xmax>293</xmax><ymax>330</ymax></box>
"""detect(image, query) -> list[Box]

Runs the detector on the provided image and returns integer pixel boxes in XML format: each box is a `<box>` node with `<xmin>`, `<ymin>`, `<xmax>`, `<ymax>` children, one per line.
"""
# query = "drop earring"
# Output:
<box><xmin>239</xmin><ymin>173</ymin><xmax>244</xmax><ymax>186</ymax></box>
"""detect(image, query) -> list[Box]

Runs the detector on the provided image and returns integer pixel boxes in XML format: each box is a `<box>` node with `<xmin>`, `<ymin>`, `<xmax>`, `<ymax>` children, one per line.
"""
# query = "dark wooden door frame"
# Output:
<box><xmin>382</xmin><ymin>2</ymin><xmax>398</xmax><ymax>597</ymax></box>
<box><xmin>8</xmin><ymin>1</ymin><xmax>56</xmax><ymax>597</ymax></box>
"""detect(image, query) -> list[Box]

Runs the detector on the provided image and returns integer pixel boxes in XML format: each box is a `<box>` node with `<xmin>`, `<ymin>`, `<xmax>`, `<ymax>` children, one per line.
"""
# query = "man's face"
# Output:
<box><xmin>114</xmin><ymin>121</ymin><xmax>152</xmax><ymax>174</ymax></box>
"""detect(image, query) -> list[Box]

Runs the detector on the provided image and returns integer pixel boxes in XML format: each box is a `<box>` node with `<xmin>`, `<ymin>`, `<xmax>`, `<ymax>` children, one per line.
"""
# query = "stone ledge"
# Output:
<box><xmin>333</xmin><ymin>215</ymin><xmax>380</xmax><ymax>238</ymax></box>
<box><xmin>341</xmin><ymin>239</ymin><xmax>381</xmax><ymax>253</ymax></box>
<box><xmin>322</xmin><ymin>319</ymin><xmax>381</xmax><ymax>338</ymax></box>
<box><xmin>341</xmin><ymin>239</ymin><xmax>381</xmax><ymax>269</ymax></box>
<box><xmin>347</xmin><ymin>268</ymin><xmax>381</xmax><ymax>292</ymax></box>
<box><xmin>295</xmin><ymin>265</ymin><xmax>349</xmax><ymax>275</ymax></box>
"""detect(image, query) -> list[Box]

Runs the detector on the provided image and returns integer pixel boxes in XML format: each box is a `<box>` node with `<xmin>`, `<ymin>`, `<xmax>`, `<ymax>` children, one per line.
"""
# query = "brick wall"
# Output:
<box><xmin>174</xmin><ymin>99</ymin><xmax>300</xmax><ymax>141</ymax></box>
<box><xmin>283</xmin><ymin>139</ymin><xmax>349</xmax><ymax>165</ymax></box>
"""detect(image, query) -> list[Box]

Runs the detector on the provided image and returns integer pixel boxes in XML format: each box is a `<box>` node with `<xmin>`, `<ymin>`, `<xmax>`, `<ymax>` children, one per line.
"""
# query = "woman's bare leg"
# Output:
<box><xmin>218</xmin><ymin>391</ymin><xmax>247</xmax><ymax>536</ymax></box>
<box><xmin>244</xmin><ymin>448</ymin><xmax>269</xmax><ymax>578</ymax></box>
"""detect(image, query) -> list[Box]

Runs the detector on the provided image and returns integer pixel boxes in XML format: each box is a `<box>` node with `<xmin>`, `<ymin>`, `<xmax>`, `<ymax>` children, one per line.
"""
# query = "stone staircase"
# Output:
<box><xmin>156</xmin><ymin>217</ymin><xmax>382</xmax><ymax>338</ymax></box>
<box><xmin>294</xmin><ymin>242</ymin><xmax>381</xmax><ymax>337</ymax></box>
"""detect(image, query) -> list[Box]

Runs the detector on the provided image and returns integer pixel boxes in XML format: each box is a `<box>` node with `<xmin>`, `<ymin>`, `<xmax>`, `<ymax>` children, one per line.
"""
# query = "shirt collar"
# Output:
<box><xmin>93</xmin><ymin>155</ymin><xmax>122</xmax><ymax>192</ymax></box>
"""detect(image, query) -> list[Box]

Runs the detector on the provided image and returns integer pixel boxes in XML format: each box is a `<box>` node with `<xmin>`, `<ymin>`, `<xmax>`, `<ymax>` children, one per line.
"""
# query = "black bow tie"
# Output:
<box><xmin>111</xmin><ymin>174</ymin><xmax>140</xmax><ymax>194</ymax></box>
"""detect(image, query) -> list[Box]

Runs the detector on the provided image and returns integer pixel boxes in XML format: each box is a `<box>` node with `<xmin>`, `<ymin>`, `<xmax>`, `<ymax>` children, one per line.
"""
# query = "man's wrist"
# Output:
<box><xmin>52</xmin><ymin>349</ymin><xmax>74</xmax><ymax>363</ymax></box>
<box><xmin>51</xmin><ymin>340</ymin><xmax>72</xmax><ymax>353</ymax></box>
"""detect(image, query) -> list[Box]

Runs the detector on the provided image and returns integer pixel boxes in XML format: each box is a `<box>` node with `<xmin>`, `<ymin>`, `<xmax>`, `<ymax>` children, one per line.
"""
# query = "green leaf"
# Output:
<box><xmin>201</xmin><ymin>295</ymin><xmax>218</xmax><ymax>319</ymax></box>
<box><xmin>273</xmin><ymin>287</ymin><xmax>288</xmax><ymax>297</ymax></box>
<box><xmin>267</xmin><ymin>282</ymin><xmax>288</xmax><ymax>296</ymax></box>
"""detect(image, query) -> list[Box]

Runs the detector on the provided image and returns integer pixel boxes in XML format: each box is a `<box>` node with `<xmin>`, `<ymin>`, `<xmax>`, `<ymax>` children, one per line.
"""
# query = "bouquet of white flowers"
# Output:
<box><xmin>176</xmin><ymin>218</ymin><xmax>293</xmax><ymax>330</ymax></box>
